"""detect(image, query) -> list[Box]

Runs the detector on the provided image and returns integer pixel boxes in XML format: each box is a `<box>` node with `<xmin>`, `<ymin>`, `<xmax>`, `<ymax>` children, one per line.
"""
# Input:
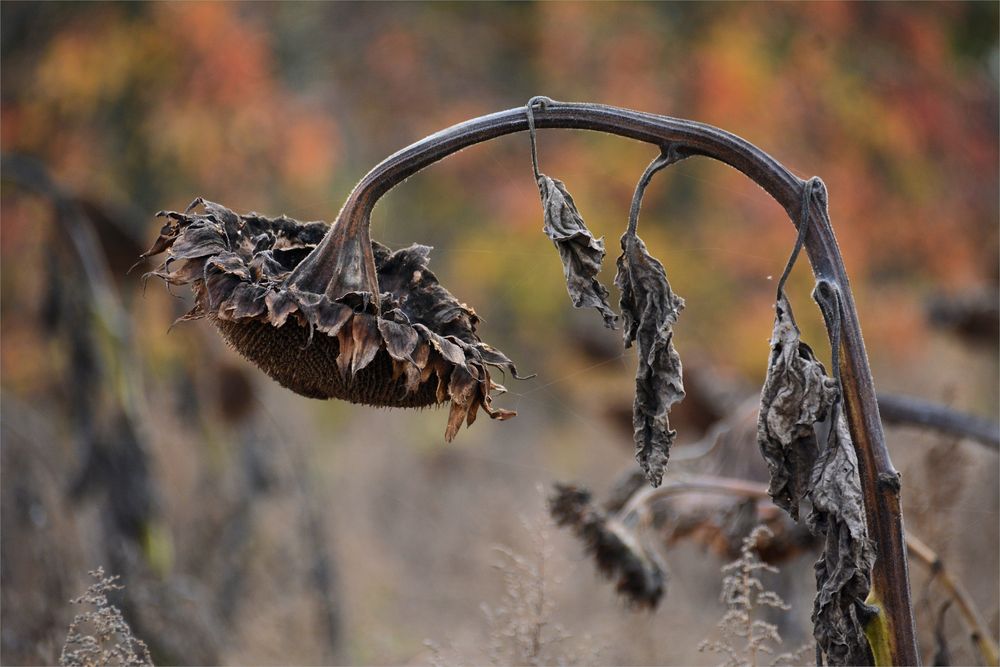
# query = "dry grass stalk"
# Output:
<box><xmin>429</xmin><ymin>515</ymin><xmax>600</xmax><ymax>667</ymax></box>
<box><xmin>480</xmin><ymin>518</ymin><xmax>601</xmax><ymax>667</ymax></box>
<box><xmin>59</xmin><ymin>568</ymin><xmax>153</xmax><ymax>667</ymax></box>
<box><xmin>699</xmin><ymin>526</ymin><xmax>813</xmax><ymax>667</ymax></box>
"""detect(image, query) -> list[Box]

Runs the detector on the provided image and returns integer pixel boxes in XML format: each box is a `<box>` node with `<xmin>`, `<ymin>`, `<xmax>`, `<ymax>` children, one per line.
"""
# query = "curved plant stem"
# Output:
<box><xmin>311</xmin><ymin>99</ymin><xmax>919</xmax><ymax>665</ymax></box>
<box><xmin>876</xmin><ymin>394</ymin><xmax>1000</xmax><ymax>450</ymax></box>
<box><xmin>619</xmin><ymin>476</ymin><xmax>997</xmax><ymax>667</ymax></box>
<box><xmin>619</xmin><ymin>473</ymin><xmax>770</xmax><ymax>521</ymax></box>
<box><xmin>906</xmin><ymin>534</ymin><xmax>1000</xmax><ymax>667</ymax></box>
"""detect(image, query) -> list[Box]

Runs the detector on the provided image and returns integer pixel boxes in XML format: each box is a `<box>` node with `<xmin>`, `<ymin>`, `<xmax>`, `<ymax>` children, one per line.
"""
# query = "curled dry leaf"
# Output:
<box><xmin>756</xmin><ymin>293</ymin><xmax>839</xmax><ymax>520</ymax></box>
<box><xmin>756</xmin><ymin>282</ymin><xmax>875</xmax><ymax>665</ymax></box>
<box><xmin>537</xmin><ymin>175</ymin><xmax>617</xmax><ymax>328</ymax></box>
<box><xmin>615</xmin><ymin>232</ymin><xmax>685</xmax><ymax>488</ymax></box>
<box><xmin>548</xmin><ymin>484</ymin><xmax>665</xmax><ymax>609</ymax></box>
<box><xmin>141</xmin><ymin>199</ymin><xmax>520</xmax><ymax>441</ymax></box>
<box><xmin>808</xmin><ymin>411</ymin><xmax>877</xmax><ymax>666</ymax></box>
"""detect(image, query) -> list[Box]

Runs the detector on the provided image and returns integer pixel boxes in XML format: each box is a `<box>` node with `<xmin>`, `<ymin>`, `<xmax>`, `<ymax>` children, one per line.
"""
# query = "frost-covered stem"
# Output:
<box><xmin>314</xmin><ymin>100</ymin><xmax>918</xmax><ymax>665</ymax></box>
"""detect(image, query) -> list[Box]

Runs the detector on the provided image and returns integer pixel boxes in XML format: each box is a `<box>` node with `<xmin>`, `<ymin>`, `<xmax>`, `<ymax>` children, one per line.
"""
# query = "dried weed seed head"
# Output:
<box><xmin>142</xmin><ymin>199</ymin><xmax>521</xmax><ymax>441</ymax></box>
<box><xmin>548</xmin><ymin>484</ymin><xmax>665</xmax><ymax>609</ymax></box>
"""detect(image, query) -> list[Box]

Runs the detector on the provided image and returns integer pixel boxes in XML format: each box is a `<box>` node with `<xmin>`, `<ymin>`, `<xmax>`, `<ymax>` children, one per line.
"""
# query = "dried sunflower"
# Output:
<box><xmin>549</xmin><ymin>484</ymin><xmax>666</xmax><ymax>609</ymax></box>
<box><xmin>142</xmin><ymin>199</ymin><xmax>522</xmax><ymax>441</ymax></box>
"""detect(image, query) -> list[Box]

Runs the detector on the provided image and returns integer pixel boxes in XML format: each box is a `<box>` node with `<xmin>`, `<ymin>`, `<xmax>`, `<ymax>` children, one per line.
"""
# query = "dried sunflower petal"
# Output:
<box><xmin>537</xmin><ymin>175</ymin><xmax>617</xmax><ymax>328</ymax></box>
<box><xmin>141</xmin><ymin>200</ymin><xmax>520</xmax><ymax>440</ymax></box>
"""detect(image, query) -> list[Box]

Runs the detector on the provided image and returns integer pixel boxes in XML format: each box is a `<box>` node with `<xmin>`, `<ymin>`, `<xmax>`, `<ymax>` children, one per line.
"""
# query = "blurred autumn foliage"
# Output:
<box><xmin>1</xmin><ymin>3</ymin><xmax>997</xmax><ymax>665</ymax></box>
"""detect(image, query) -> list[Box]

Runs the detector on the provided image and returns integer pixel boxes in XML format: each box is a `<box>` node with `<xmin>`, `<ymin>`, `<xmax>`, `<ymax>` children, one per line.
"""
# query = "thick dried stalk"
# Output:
<box><xmin>285</xmin><ymin>100</ymin><xmax>919</xmax><ymax>665</ymax></box>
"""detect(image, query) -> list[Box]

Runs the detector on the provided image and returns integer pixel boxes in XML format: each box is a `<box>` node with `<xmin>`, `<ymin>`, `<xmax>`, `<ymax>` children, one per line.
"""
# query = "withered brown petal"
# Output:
<box><xmin>204</xmin><ymin>269</ymin><xmax>243</xmax><ymax>311</ymax></box>
<box><xmin>168</xmin><ymin>219</ymin><xmax>228</xmax><ymax>260</ymax></box>
<box><xmin>808</xmin><ymin>412</ymin><xmax>877</xmax><ymax>666</ymax></box>
<box><xmin>538</xmin><ymin>174</ymin><xmax>617</xmax><ymax>328</ymax></box>
<box><xmin>403</xmin><ymin>362</ymin><xmax>423</xmax><ymax>395</ymax></box>
<box><xmin>377</xmin><ymin>318</ymin><xmax>419</xmax><ymax>363</ymax></box>
<box><xmin>432</xmin><ymin>360</ymin><xmax>450</xmax><ymax>404</ymax></box>
<box><xmin>756</xmin><ymin>293</ymin><xmax>839</xmax><ymax>520</ymax></box>
<box><xmin>150</xmin><ymin>259</ymin><xmax>200</xmax><ymax>286</ymax></box>
<box><xmin>249</xmin><ymin>251</ymin><xmax>290</xmax><ymax>282</ymax></box>
<box><xmin>418</xmin><ymin>325</ymin><xmax>466</xmax><ymax>367</ymax></box>
<box><xmin>218</xmin><ymin>283</ymin><xmax>266</xmax><ymax>321</ymax></box>
<box><xmin>313</xmin><ymin>298</ymin><xmax>353</xmax><ymax>336</ymax></box>
<box><xmin>481</xmin><ymin>397</ymin><xmax>515</xmax><ymax>421</ymax></box>
<box><xmin>410</xmin><ymin>337</ymin><xmax>430</xmax><ymax>370</ymax></box>
<box><xmin>141</xmin><ymin>221</ymin><xmax>180</xmax><ymax>258</ymax></box>
<box><xmin>477</xmin><ymin>343</ymin><xmax>531</xmax><ymax>380</ymax></box>
<box><xmin>350</xmin><ymin>314</ymin><xmax>381</xmax><ymax>374</ymax></box>
<box><xmin>491</xmin><ymin>408</ymin><xmax>515</xmax><ymax>421</ymax></box>
<box><xmin>448</xmin><ymin>363</ymin><xmax>477</xmax><ymax>406</ymax></box>
<box><xmin>264</xmin><ymin>290</ymin><xmax>298</xmax><ymax>328</ymax></box>
<box><xmin>336</xmin><ymin>325</ymin><xmax>354</xmax><ymax>379</ymax></box>
<box><xmin>466</xmin><ymin>390</ymin><xmax>480</xmax><ymax>427</ymax></box>
<box><xmin>445</xmin><ymin>400</ymin><xmax>468</xmax><ymax>443</ymax></box>
<box><xmin>445</xmin><ymin>361</ymin><xmax>480</xmax><ymax>439</ymax></box>
<box><xmin>614</xmin><ymin>233</ymin><xmax>685</xmax><ymax>487</ymax></box>
<box><xmin>173</xmin><ymin>302</ymin><xmax>205</xmax><ymax>325</ymax></box>
<box><xmin>206</xmin><ymin>252</ymin><xmax>251</xmax><ymax>280</ymax></box>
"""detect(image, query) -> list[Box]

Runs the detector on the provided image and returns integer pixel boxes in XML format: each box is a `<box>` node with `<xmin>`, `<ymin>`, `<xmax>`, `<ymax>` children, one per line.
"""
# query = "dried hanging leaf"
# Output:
<box><xmin>808</xmin><ymin>411</ymin><xmax>877</xmax><ymax>666</ymax></box>
<box><xmin>548</xmin><ymin>484</ymin><xmax>665</xmax><ymax>608</ymax></box>
<box><xmin>615</xmin><ymin>232</ymin><xmax>685</xmax><ymax>487</ymax></box>
<box><xmin>141</xmin><ymin>200</ymin><xmax>523</xmax><ymax>441</ymax></box>
<box><xmin>756</xmin><ymin>293</ymin><xmax>839</xmax><ymax>520</ymax></box>
<box><xmin>755</xmin><ymin>270</ymin><xmax>875</xmax><ymax>664</ymax></box>
<box><xmin>608</xmin><ymin>151</ymin><xmax>687</xmax><ymax>488</ymax></box>
<box><xmin>538</xmin><ymin>175</ymin><xmax>617</xmax><ymax>328</ymax></box>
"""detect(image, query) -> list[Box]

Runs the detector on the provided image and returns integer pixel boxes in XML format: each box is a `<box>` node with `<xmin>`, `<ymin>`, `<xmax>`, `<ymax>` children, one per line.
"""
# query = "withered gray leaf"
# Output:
<box><xmin>615</xmin><ymin>232</ymin><xmax>685</xmax><ymax>487</ymax></box>
<box><xmin>756</xmin><ymin>283</ymin><xmax>874</xmax><ymax>665</ymax></box>
<box><xmin>538</xmin><ymin>175</ymin><xmax>617</xmax><ymax>328</ymax></box>
<box><xmin>756</xmin><ymin>293</ymin><xmax>839</xmax><ymax>520</ymax></box>
<box><xmin>808</xmin><ymin>411</ymin><xmax>877</xmax><ymax>666</ymax></box>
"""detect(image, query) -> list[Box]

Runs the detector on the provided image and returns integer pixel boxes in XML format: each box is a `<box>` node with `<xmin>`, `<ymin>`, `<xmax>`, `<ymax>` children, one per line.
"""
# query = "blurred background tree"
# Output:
<box><xmin>2</xmin><ymin>3</ymin><xmax>996</xmax><ymax>665</ymax></box>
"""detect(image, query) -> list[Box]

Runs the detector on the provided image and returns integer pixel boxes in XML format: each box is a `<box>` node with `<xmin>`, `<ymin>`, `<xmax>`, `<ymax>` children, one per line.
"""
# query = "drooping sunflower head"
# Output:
<box><xmin>142</xmin><ymin>199</ymin><xmax>522</xmax><ymax>440</ymax></box>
